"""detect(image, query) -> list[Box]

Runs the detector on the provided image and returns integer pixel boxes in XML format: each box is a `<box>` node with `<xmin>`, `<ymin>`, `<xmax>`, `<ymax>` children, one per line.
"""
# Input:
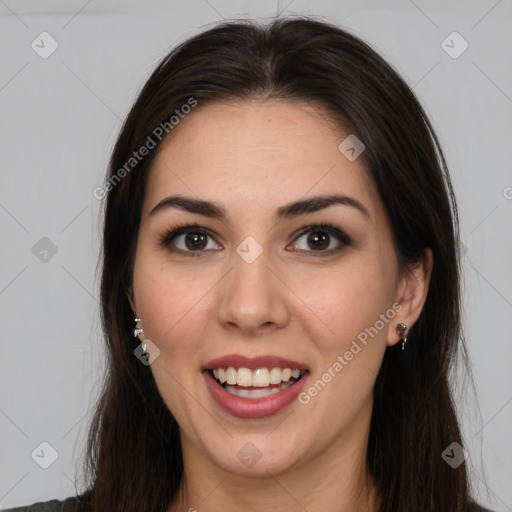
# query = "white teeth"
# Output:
<box><xmin>211</xmin><ymin>366</ymin><xmax>305</xmax><ymax>387</ymax></box>
<box><xmin>282</xmin><ymin>368</ymin><xmax>291</xmax><ymax>382</ymax></box>
<box><xmin>237</xmin><ymin>368</ymin><xmax>252</xmax><ymax>386</ymax></box>
<box><xmin>225</xmin><ymin>380</ymin><xmax>295</xmax><ymax>398</ymax></box>
<box><xmin>252</xmin><ymin>368</ymin><xmax>270</xmax><ymax>387</ymax></box>
<box><xmin>213</xmin><ymin>368</ymin><xmax>227</xmax><ymax>383</ymax></box>
<box><xmin>226</xmin><ymin>367</ymin><xmax>237</xmax><ymax>385</ymax></box>
<box><xmin>269</xmin><ymin>367</ymin><xmax>282</xmax><ymax>384</ymax></box>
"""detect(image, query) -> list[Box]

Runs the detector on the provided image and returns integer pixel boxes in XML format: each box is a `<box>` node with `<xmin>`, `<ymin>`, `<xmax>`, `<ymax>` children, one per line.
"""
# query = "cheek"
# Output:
<box><xmin>292</xmin><ymin>263</ymin><xmax>396</xmax><ymax>412</ymax></box>
<box><xmin>133</xmin><ymin>248</ymin><xmax>210</xmax><ymax>348</ymax></box>
<box><xmin>132</xmin><ymin>259</ymin><xmax>220</xmax><ymax>423</ymax></box>
<box><xmin>133</xmin><ymin>261</ymin><xmax>212</xmax><ymax>417</ymax></box>
<box><xmin>294</xmin><ymin>263</ymin><xmax>393</xmax><ymax>347</ymax></box>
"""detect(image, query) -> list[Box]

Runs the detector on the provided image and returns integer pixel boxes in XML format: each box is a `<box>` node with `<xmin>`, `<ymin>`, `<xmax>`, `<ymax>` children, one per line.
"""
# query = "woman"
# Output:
<box><xmin>4</xmin><ymin>15</ymin><xmax>493</xmax><ymax>512</ymax></box>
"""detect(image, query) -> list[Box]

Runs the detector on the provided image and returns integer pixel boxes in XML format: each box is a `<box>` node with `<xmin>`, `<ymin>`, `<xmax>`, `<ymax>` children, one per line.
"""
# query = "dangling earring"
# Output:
<box><xmin>133</xmin><ymin>317</ymin><xmax>147</xmax><ymax>355</ymax></box>
<box><xmin>396</xmin><ymin>322</ymin><xmax>408</xmax><ymax>351</ymax></box>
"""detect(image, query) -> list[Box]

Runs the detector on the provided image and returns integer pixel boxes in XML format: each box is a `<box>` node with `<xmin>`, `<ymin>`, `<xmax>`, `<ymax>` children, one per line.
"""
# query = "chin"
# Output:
<box><xmin>198</xmin><ymin>430</ymin><xmax>307</xmax><ymax>478</ymax></box>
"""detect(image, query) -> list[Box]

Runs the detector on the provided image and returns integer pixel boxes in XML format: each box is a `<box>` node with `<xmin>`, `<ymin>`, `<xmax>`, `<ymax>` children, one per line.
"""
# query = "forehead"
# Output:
<box><xmin>142</xmin><ymin>99</ymin><xmax>381</xmax><ymax>221</ymax></box>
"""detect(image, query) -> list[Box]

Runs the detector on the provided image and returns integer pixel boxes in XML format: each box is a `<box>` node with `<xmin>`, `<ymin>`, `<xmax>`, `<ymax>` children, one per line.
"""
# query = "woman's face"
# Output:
<box><xmin>131</xmin><ymin>99</ymin><xmax>421</xmax><ymax>477</ymax></box>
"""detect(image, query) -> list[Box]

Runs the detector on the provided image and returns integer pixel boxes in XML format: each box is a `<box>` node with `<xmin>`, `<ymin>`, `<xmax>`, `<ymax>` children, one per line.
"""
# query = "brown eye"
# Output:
<box><xmin>184</xmin><ymin>232</ymin><xmax>208</xmax><ymax>250</ymax></box>
<box><xmin>290</xmin><ymin>223</ymin><xmax>352</xmax><ymax>256</ymax></box>
<box><xmin>160</xmin><ymin>222</ymin><xmax>351</xmax><ymax>258</ymax></box>
<box><xmin>306</xmin><ymin>231</ymin><xmax>330</xmax><ymax>251</ymax></box>
<box><xmin>160</xmin><ymin>224</ymin><xmax>222</xmax><ymax>256</ymax></box>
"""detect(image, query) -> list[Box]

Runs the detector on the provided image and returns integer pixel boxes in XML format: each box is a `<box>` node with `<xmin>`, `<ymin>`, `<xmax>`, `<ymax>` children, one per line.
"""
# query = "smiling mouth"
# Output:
<box><xmin>208</xmin><ymin>367</ymin><xmax>308</xmax><ymax>399</ymax></box>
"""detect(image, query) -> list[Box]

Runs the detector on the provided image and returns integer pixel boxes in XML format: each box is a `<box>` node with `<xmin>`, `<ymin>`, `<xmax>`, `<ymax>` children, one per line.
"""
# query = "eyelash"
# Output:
<box><xmin>158</xmin><ymin>221</ymin><xmax>352</xmax><ymax>258</ymax></box>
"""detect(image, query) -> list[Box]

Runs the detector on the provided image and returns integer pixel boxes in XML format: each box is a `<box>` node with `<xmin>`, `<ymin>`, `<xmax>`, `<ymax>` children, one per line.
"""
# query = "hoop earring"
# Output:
<box><xmin>396</xmin><ymin>323</ymin><xmax>408</xmax><ymax>351</ymax></box>
<box><xmin>133</xmin><ymin>317</ymin><xmax>147</xmax><ymax>354</ymax></box>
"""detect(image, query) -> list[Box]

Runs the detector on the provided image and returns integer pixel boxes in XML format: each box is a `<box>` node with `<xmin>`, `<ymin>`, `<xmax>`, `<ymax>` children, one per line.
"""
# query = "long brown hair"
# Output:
<box><xmin>78</xmin><ymin>15</ymin><xmax>483</xmax><ymax>512</ymax></box>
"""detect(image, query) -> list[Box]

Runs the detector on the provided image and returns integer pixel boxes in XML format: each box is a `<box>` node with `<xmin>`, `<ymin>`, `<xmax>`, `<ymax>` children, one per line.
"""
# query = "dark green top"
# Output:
<box><xmin>1</xmin><ymin>496</ymin><xmax>495</xmax><ymax>511</ymax></box>
<box><xmin>1</xmin><ymin>496</ymin><xmax>84</xmax><ymax>512</ymax></box>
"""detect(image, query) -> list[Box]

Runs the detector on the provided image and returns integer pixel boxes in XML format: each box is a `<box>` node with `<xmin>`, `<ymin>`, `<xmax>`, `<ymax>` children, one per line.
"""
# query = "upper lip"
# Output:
<box><xmin>203</xmin><ymin>354</ymin><xmax>310</xmax><ymax>371</ymax></box>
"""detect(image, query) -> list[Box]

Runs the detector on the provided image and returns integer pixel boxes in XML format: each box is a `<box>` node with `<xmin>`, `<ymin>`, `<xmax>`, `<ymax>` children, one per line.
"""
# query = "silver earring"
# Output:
<box><xmin>133</xmin><ymin>317</ymin><xmax>147</xmax><ymax>354</ymax></box>
<box><xmin>133</xmin><ymin>317</ymin><xmax>143</xmax><ymax>338</ymax></box>
<box><xmin>396</xmin><ymin>322</ymin><xmax>408</xmax><ymax>351</ymax></box>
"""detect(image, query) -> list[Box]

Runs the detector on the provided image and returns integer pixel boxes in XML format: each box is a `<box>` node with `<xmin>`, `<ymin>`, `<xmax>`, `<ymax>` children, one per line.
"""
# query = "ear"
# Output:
<box><xmin>386</xmin><ymin>247</ymin><xmax>433</xmax><ymax>347</ymax></box>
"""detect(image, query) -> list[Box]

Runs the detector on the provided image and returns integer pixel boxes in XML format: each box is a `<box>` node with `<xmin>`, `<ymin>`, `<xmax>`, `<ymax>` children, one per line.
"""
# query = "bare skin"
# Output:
<box><xmin>129</xmin><ymin>99</ymin><xmax>432</xmax><ymax>512</ymax></box>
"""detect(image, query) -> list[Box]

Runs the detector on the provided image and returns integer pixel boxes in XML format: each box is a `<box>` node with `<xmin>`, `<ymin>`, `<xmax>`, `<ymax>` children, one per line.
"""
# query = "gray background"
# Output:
<box><xmin>1</xmin><ymin>0</ymin><xmax>511</xmax><ymax>510</ymax></box>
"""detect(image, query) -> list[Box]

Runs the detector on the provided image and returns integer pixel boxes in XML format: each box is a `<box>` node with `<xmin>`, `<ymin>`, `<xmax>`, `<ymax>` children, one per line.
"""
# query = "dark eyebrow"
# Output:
<box><xmin>149</xmin><ymin>194</ymin><xmax>370</xmax><ymax>220</ymax></box>
<box><xmin>276</xmin><ymin>194</ymin><xmax>370</xmax><ymax>220</ymax></box>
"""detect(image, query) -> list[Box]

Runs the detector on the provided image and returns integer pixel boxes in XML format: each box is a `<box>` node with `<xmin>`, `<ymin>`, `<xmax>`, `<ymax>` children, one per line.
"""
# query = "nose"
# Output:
<box><xmin>216</xmin><ymin>247</ymin><xmax>290</xmax><ymax>336</ymax></box>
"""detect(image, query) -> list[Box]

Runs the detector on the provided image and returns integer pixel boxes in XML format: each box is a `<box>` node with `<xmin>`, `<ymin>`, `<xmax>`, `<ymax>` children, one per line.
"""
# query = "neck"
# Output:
<box><xmin>169</xmin><ymin>404</ymin><xmax>381</xmax><ymax>512</ymax></box>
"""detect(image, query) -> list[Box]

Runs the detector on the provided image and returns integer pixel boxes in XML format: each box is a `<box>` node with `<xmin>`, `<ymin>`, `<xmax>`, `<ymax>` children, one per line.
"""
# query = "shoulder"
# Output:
<box><xmin>1</xmin><ymin>496</ymin><xmax>87</xmax><ymax>512</ymax></box>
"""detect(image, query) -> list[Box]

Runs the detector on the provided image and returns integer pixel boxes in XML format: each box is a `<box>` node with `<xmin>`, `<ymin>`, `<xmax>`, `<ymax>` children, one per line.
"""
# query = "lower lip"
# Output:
<box><xmin>203</xmin><ymin>370</ymin><xmax>309</xmax><ymax>419</ymax></box>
